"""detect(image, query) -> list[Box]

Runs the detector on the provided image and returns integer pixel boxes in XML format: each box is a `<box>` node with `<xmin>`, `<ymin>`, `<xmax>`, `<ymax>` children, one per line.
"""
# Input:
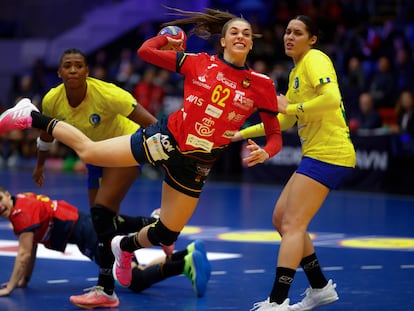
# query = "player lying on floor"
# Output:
<box><xmin>0</xmin><ymin>186</ymin><xmax>211</xmax><ymax>304</ymax></box>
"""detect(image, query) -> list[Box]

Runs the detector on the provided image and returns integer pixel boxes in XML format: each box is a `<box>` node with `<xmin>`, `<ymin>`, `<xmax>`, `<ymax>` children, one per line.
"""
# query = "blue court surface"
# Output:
<box><xmin>1</xmin><ymin>168</ymin><xmax>414</xmax><ymax>310</ymax></box>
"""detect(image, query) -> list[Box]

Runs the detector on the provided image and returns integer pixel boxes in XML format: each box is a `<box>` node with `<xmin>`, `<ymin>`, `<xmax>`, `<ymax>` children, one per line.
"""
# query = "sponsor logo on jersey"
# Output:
<box><xmin>195</xmin><ymin>118</ymin><xmax>215</xmax><ymax>137</ymax></box>
<box><xmin>216</xmin><ymin>72</ymin><xmax>237</xmax><ymax>89</ymax></box>
<box><xmin>186</xmin><ymin>95</ymin><xmax>205</xmax><ymax>106</ymax></box>
<box><xmin>227</xmin><ymin>111</ymin><xmax>245</xmax><ymax>123</ymax></box>
<box><xmin>222</xmin><ymin>130</ymin><xmax>237</xmax><ymax>139</ymax></box>
<box><xmin>205</xmin><ymin>104</ymin><xmax>223</xmax><ymax>118</ymax></box>
<box><xmin>185</xmin><ymin>134</ymin><xmax>214</xmax><ymax>152</ymax></box>
<box><xmin>233</xmin><ymin>90</ymin><xmax>254</xmax><ymax>111</ymax></box>
<box><xmin>192</xmin><ymin>78</ymin><xmax>211</xmax><ymax>90</ymax></box>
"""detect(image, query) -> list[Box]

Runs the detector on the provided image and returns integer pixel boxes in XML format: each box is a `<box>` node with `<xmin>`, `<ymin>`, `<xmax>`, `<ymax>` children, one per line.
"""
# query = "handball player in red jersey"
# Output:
<box><xmin>0</xmin><ymin>186</ymin><xmax>210</xmax><ymax>302</ymax></box>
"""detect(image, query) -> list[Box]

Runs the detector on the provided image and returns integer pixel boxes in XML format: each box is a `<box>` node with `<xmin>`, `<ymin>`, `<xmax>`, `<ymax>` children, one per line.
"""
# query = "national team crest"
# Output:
<box><xmin>242</xmin><ymin>77</ymin><xmax>251</xmax><ymax>89</ymax></box>
<box><xmin>89</xmin><ymin>114</ymin><xmax>101</xmax><ymax>127</ymax></box>
<box><xmin>294</xmin><ymin>77</ymin><xmax>299</xmax><ymax>89</ymax></box>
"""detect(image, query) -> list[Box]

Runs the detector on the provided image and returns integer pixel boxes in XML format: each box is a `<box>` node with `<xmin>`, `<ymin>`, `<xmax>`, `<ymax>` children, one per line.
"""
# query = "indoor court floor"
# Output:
<box><xmin>1</xmin><ymin>168</ymin><xmax>413</xmax><ymax>310</ymax></box>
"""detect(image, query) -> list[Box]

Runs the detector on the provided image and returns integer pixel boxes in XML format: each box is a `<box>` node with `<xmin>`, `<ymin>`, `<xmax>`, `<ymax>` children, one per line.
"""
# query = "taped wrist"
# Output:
<box><xmin>36</xmin><ymin>137</ymin><xmax>55</xmax><ymax>151</ymax></box>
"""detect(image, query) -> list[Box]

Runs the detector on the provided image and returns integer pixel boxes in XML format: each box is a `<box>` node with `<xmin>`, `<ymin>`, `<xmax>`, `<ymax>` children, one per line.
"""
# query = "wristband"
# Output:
<box><xmin>36</xmin><ymin>137</ymin><xmax>55</xmax><ymax>151</ymax></box>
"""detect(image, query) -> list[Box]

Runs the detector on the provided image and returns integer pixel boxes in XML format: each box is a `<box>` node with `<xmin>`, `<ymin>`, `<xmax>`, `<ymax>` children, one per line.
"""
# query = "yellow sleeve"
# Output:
<box><xmin>239</xmin><ymin>122</ymin><xmax>266</xmax><ymax>139</ymax></box>
<box><xmin>285</xmin><ymin>82</ymin><xmax>341</xmax><ymax>115</ymax></box>
<box><xmin>239</xmin><ymin>114</ymin><xmax>297</xmax><ymax>139</ymax></box>
<box><xmin>278</xmin><ymin>114</ymin><xmax>297</xmax><ymax>131</ymax></box>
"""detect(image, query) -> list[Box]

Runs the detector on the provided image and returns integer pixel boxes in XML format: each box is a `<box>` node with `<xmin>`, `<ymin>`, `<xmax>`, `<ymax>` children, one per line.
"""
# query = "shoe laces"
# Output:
<box><xmin>250</xmin><ymin>298</ymin><xmax>273</xmax><ymax>311</ymax></box>
<box><xmin>15</xmin><ymin>117</ymin><xmax>31</xmax><ymax>128</ymax></box>
<box><xmin>184</xmin><ymin>260</ymin><xmax>194</xmax><ymax>280</ymax></box>
<box><xmin>119</xmin><ymin>251</ymin><xmax>134</xmax><ymax>268</ymax></box>
<box><xmin>81</xmin><ymin>286</ymin><xmax>105</xmax><ymax>296</ymax></box>
<box><xmin>299</xmin><ymin>282</ymin><xmax>336</xmax><ymax>303</ymax></box>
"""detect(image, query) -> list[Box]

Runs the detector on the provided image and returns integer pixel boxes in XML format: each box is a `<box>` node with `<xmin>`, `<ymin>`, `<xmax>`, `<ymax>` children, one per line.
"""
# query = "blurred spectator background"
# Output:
<box><xmin>0</xmin><ymin>0</ymin><xmax>413</xmax><ymax>193</ymax></box>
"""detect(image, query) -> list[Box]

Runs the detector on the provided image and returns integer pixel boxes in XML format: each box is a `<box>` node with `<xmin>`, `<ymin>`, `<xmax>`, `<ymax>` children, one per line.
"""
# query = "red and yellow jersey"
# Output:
<box><xmin>137</xmin><ymin>35</ymin><xmax>281</xmax><ymax>157</ymax></box>
<box><xmin>10</xmin><ymin>193</ymin><xmax>78</xmax><ymax>252</ymax></box>
<box><xmin>168</xmin><ymin>53</ymin><xmax>278</xmax><ymax>152</ymax></box>
<box><xmin>42</xmin><ymin>77</ymin><xmax>139</xmax><ymax>141</ymax></box>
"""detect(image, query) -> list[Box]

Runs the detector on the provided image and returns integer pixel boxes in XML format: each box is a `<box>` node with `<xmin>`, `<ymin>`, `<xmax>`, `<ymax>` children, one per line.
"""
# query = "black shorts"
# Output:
<box><xmin>130</xmin><ymin>118</ymin><xmax>224</xmax><ymax>198</ymax></box>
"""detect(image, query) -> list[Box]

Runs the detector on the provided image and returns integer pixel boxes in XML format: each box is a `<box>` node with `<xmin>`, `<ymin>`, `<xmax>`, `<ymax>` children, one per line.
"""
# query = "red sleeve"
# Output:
<box><xmin>260</xmin><ymin>111</ymin><xmax>282</xmax><ymax>158</ymax></box>
<box><xmin>11</xmin><ymin>198</ymin><xmax>41</xmax><ymax>235</ymax></box>
<box><xmin>137</xmin><ymin>36</ymin><xmax>178</xmax><ymax>72</ymax></box>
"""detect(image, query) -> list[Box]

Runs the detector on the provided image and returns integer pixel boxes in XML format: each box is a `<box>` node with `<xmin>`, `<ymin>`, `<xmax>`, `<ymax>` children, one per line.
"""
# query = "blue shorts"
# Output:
<box><xmin>86</xmin><ymin>163</ymin><xmax>142</xmax><ymax>190</ymax></box>
<box><xmin>130</xmin><ymin>117</ymin><xmax>224</xmax><ymax>198</ymax></box>
<box><xmin>296</xmin><ymin>156</ymin><xmax>354</xmax><ymax>190</ymax></box>
<box><xmin>86</xmin><ymin>164</ymin><xmax>102</xmax><ymax>190</ymax></box>
<box><xmin>69</xmin><ymin>211</ymin><xmax>100</xmax><ymax>265</ymax></box>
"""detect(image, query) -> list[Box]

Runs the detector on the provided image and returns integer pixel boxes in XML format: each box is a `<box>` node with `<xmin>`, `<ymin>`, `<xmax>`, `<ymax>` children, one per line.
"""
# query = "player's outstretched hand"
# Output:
<box><xmin>242</xmin><ymin>139</ymin><xmax>269</xmax><ymax>167</ymax></box>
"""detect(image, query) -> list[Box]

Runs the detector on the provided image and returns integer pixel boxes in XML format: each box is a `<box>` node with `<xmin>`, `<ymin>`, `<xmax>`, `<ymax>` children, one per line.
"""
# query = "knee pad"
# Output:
<box><xmin>90</xmin><ymin>205</ymin><xmax>117</xmax><ymax>238</ymax></box>
<box><xmin>90</xmin><ymin>205</ymin><xmax>118</xmax><ymax>268</ymax></box>
<box><xmin>147</xmin><ymin>219</ymin><xmax>180</xmax><ymax>246</ymax></box>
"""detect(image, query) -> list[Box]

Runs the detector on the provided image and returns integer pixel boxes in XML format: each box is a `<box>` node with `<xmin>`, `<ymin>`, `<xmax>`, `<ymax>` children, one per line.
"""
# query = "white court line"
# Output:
<box><xmin>244</xmin><ymin>269</ymin><xmax>266</xmax><ymax>274</ymax></box>
<box><xmin>323</xmin><ymin>266</ymin><xmax>344</xmax><ymax>271</ymax></box>
<box><xmin>47</xmin><ymin>279</ymin><xmax>69</xmax><ymax>284</ymax></box>
<box><xmin>360</xmin><ymin>265</ymin><xmax>383</xmax><ymax>270</ymax></box>
<box><xmin>0</xmin><ymin>239</ymin><xmax>241</xmax><ymax>264</ymax></box>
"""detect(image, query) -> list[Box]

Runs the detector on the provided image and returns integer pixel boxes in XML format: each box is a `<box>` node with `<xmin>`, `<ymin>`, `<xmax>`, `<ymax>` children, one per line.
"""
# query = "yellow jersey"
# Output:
<box><xmin>283</xmin><ymin>49</ymin><xmax>355</xmax><ymax>167</ymax></box>
<box><xmin>42</xmin><ymin>77</ymin><xmax>139</xmax><ymax>141</ymax></box>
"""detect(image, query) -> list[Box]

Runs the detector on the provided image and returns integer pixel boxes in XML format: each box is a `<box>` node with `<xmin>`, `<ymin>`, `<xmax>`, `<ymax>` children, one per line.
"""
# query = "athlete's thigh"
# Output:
<box><xmin>273</xmin><ymin>172</ymin><xmax>295</xmax><ymax>228</ymax></box>
<box><xmin>159</xmin><ymin>181</ymin><xmax>199</xmax><ymax>232</ymax></box>
<box><xmin>95</xmin><ymin>166</ymin><xmax>140</xmax><ymax>208</ymax></box>
<box><xmin>283</xmin><ymin>173</ymin><xmax>330</xmax><ymax>226</ymax></box>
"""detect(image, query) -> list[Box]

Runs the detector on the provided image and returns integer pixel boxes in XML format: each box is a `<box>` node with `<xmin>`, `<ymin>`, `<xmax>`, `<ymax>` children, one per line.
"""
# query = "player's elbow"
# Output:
<box><xmin>323</xmin><ymin>86</ymin><xmax>342</xmax><ymax>109</ymax></box>
<box><xmin>137</xmin><ymin>46</ymin><xmax>150</xmax><ymax>62</ymax></box>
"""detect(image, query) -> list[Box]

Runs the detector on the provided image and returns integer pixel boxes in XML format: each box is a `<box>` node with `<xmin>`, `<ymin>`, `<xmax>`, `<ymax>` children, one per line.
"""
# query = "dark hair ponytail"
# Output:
<box><xmin>161</xmin><ymin>6</ymin><xmax>262</xmax><ymax>40</ymax></box>
<box><xmin>294</xmin><ymin>15</ymin><xmax>320</xmax><ymax>43</ymax></box>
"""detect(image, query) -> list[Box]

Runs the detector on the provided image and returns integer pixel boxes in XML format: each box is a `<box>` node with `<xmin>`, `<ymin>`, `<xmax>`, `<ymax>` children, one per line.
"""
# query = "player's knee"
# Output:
<box><xmin>75</xmin><ymin>141</ymin><xmax>96</xmax><ymax>164</ymax></box>
<box><xmin>147</xmin><ymin>219</ymin><xmax>180</xmax><ymax>246</ymax></box>
<box><xmin>90</xmin><ymin>204</ymin><xmax>117</xmax><ymax>237</ymax></box>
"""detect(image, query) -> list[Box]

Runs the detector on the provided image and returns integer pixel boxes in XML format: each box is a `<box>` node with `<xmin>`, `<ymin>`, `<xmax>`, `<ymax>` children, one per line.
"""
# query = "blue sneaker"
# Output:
<box><xmin>187</xmin><ymin>239</ymin><xmax>206</xmax><ymax>254</ymax></box>
<box><xmin>186</xmin><ymin>240</ymin><xmax>211</xmax><ymax>276</ymax></box>
<box><xmin>183</xmin><ymin>250</ymin><xmax>210</xmax><ymax>297</ymax></box>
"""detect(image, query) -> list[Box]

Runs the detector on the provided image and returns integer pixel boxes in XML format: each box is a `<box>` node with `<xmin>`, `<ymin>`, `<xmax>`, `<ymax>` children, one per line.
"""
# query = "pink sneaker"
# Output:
<box><xmin>0</xmin><ymin>98</ymin><xmax>39</xmax><ymax>133</ymax></box>
<box><xmin>69</xmin><ymin>286</ymin><xmax>119</xmax><ymax>309</ymax></box>
<box><xmin>161</xmin><ymin>243</ymin><xmax>175</xmax><ymax>256</ymax></box>
<box><xmin>111</xmin><ymin>235</ymin><xmax>134</xmax><ymax>287</ymax></box>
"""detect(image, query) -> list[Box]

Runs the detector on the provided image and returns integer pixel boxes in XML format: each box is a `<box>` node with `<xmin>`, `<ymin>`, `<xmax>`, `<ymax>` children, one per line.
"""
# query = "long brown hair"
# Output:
<box><xmin>161</xmin><ymin>6</ymin><xmax>262</xmax><ymax>40</ymax></box>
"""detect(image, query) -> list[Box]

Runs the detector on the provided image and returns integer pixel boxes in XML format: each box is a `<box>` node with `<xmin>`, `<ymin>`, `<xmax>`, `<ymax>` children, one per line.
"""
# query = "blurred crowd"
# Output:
<box><xmin>1</xmin><ymin>0</ymin><xmax>414</xmax><ymax>170</ymax></box>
